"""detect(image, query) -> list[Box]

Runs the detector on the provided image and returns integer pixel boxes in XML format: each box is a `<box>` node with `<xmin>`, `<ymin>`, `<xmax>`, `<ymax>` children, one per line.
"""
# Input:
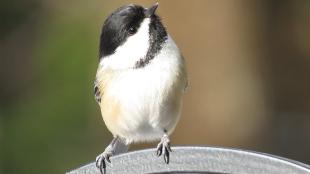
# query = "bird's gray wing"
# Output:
<box><xmin>181</xmin><ymin>55</ymin><xmax>188</xmax><ymax>92</ymax></box>
<box><xmin>94</xmin><ymin>79</ymin><xmax>101</xmax><ymax>103</ymax></box>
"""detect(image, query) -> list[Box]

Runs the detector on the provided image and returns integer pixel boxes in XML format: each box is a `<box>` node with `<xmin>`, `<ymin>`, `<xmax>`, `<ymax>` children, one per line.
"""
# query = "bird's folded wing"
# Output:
<box><xmin>94</xmin><ymin>80</ymin><xmax>101</xmax><ymax>103</ymax></box>
<box><xmin>181</xmin><ymin>55</ymin><xmax>188</xmax><ymax>92</ymax></box>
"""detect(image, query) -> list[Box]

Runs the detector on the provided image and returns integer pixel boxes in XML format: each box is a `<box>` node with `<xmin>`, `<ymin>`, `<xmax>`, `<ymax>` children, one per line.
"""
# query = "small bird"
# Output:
<box><xmin>94</xmin><ymin>3</ymin><xmax>187</xmax><ymax>173</ymax></box>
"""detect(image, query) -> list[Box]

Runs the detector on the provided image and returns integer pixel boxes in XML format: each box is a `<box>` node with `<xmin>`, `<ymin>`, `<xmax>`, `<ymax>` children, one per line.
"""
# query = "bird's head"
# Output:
<box><xmin>99</xmin><ymin>3</ymin><xmax>168</xmax><ymax>69</ymax></box>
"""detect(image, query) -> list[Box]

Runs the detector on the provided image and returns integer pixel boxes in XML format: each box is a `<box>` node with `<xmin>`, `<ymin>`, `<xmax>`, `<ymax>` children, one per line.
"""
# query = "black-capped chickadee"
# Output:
<box><xmin>94</xmin><ymin>3</ymin><xmax>187</xmax><ymax>174</ymax></box>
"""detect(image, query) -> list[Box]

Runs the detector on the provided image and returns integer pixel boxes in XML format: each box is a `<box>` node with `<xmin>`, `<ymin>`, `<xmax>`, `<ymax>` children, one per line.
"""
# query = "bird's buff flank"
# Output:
<box><xmin>93</xmin><ymin>3</ymin><xmax>187</xmax><ymax>174</ymax></box>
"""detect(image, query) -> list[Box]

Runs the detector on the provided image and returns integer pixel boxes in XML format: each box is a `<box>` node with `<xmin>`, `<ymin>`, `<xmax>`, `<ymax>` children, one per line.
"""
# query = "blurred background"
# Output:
<box><xmin>1</xmin><ymin>0</ymin><xmax>310</xmax><ymax>173</ymax></box>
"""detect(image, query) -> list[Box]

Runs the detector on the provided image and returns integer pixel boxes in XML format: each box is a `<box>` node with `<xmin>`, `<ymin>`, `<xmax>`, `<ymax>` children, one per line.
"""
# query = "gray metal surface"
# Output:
<box><xmin>67</xmin><ymin>146</ymin><xmax>310</xmax><ymax>174</ymax></box>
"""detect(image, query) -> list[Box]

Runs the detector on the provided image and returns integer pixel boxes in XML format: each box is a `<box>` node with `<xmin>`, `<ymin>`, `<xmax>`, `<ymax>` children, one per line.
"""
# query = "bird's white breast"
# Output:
<box><xmin>97</xmin><ymin>36</ymin><xmax>186</xmax><ymax>143</ymax></box>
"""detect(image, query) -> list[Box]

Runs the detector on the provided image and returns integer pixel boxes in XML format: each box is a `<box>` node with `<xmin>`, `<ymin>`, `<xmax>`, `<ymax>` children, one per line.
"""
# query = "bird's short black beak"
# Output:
<box><xmin>145</xmin><ymin>2</ymin><xmax>159</xmax><ymax>17</ymax></box>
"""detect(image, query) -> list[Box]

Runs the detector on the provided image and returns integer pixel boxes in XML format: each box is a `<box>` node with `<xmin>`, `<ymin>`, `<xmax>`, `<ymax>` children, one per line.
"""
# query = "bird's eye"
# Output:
<box><xmin>128</xmin><ymin>27</ymin><xmax>137</xmax><ymax>35</ymax></box>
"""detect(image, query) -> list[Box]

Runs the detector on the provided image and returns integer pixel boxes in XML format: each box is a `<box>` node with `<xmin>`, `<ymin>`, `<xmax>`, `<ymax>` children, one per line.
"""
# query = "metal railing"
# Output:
<box><xmin>67</xmin><ymin>146</ymin><xmax>310</xmax><ymax>174</ymax></box>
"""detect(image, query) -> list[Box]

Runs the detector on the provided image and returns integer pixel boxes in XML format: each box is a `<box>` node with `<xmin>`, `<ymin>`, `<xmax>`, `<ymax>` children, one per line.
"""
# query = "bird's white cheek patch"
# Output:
<box><xmin>101</xmin><ymin>18</ymin><xmax>151</xmax><ymax>70</ymax></box>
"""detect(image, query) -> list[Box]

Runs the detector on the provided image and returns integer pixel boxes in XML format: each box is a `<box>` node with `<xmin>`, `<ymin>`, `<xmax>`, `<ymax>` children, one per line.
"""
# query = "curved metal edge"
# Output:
<box><xmin>67</xmin><ymin>146</ymin><xmax>310</xmax><ymax>174</ymax></box>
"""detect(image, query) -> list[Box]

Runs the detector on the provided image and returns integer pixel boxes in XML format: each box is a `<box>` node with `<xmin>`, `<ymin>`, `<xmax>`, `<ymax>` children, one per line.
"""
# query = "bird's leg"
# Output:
<box><xmin>96</xmin><ymin>136</ymin><xmax>128</xmax><ymax>174</ymax></box>
<box><xmin>156</xmin><ymin>131</ymin><xmax>172</xmax><ymax>164</ymax></box>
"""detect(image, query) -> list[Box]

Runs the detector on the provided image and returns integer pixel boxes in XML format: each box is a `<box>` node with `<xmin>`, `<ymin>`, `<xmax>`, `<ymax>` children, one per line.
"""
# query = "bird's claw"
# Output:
<box><xmin>156</xmin><ymin>134</ymin><xmax>172</xmax><ymax>164</ymax></box>
<box><xmin>95</xmin><ymin>151</ymin><xmax>112</xmax><ymax>174</ymax></box>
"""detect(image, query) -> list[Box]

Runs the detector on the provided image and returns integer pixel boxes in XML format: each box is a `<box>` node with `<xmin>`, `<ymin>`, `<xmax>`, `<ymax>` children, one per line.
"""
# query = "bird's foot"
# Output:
<box><xmin>95</xmin><ymin>146</ymin><xmax>113</xmax><ymax>174</ymax></box>
<box><xmin>156</xmin><ymin>134</ymin><xmax>172</xmax><ymax>164</ymax></box>
<box><xmin>95</xmin><ymin>137</ymin><xmax>128</xmax><ymax>174</ymax></box>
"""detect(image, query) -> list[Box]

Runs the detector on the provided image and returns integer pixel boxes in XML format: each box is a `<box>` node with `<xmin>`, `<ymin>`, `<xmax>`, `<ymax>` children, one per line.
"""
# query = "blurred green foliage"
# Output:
<box><xmin>0</xmin><ymin>0</ymin><xmax>39</xmax><ymax>39</ymax></box>
<box><xmin>1</xmin><ymin>2</ymin><xmax>111</xmax><ymax>173</ymax></box>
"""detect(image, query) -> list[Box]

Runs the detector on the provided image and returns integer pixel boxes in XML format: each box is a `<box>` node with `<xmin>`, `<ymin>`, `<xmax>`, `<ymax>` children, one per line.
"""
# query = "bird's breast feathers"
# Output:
<box><xmin>95</xmin><ymin>36</ymin><xmax>187</xmax><ymax>142</ymax></box>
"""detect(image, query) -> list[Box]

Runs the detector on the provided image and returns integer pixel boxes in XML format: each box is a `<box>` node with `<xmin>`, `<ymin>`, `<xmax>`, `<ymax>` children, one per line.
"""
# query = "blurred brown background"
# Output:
<box><xmin>1</xmin><ymin>0</ymin><xmax>310</xmax><ymax>173</ymax></box>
